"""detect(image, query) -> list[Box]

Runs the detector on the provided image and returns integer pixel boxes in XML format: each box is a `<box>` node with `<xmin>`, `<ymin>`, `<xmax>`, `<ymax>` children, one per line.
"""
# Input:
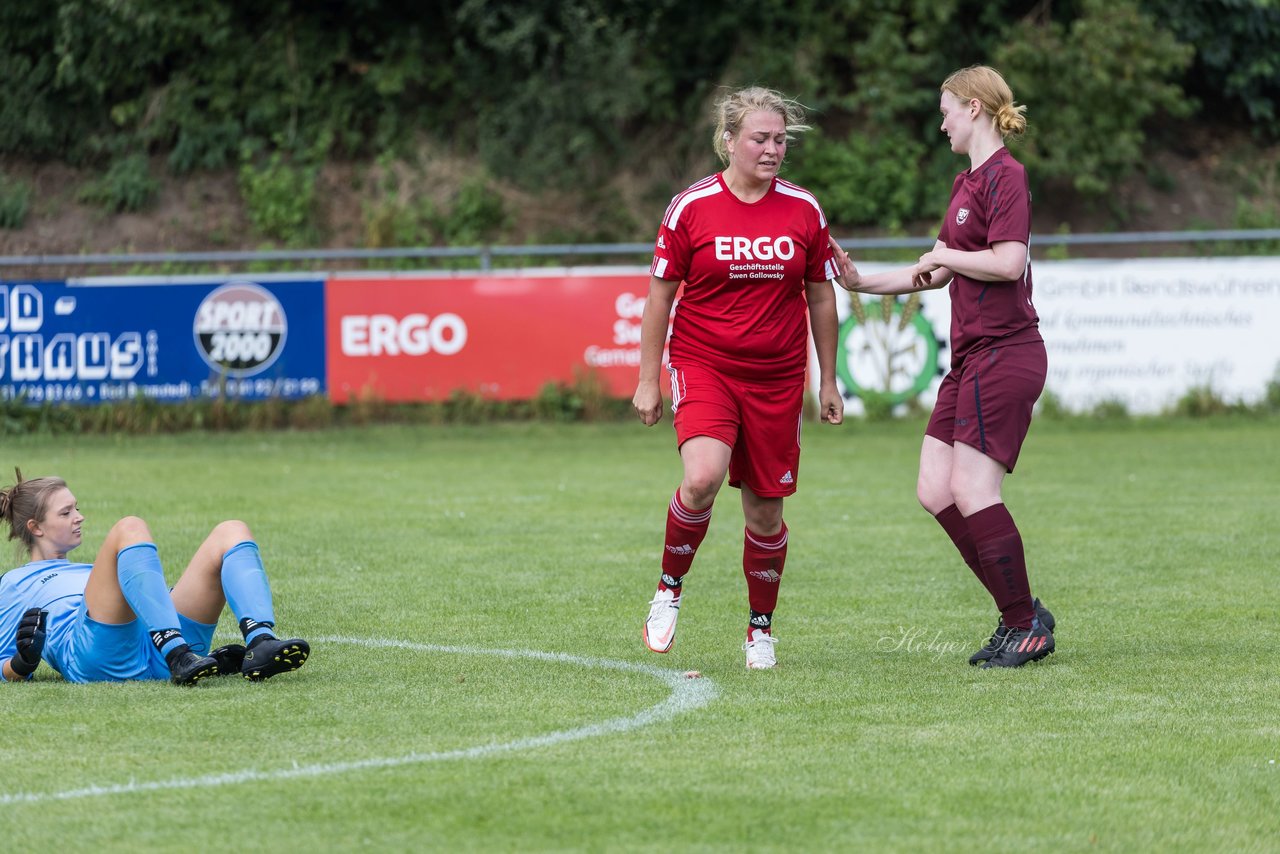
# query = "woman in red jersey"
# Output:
<box><xmin>633</xmin><ymin>86</ymin><xmax>844</xmax><ymax>670</ymax></box>
<box><xmin>834</xmin><ymin>65</ymin><xmax>1056</xmax><ymax>668</ymax></box>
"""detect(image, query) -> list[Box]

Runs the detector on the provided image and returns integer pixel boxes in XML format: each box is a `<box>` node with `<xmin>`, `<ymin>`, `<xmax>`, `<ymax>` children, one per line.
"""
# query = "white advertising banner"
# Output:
<box><xmin>830</xmin><ymin>257</ymin><xmax>1280</xmax><ymax>415</ymax></box>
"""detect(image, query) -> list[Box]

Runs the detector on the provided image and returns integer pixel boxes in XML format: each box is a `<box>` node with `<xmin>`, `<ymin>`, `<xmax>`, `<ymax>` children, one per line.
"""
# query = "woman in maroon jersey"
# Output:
<box><xmin>834</xmin><ymin>65</ymin><xmax>1056</xmax><ymax>668</ymax></box>
<box><xmin>633</xmin><ymin>86</ymin><xmax>844</xmax><ymax>669</ymax></box>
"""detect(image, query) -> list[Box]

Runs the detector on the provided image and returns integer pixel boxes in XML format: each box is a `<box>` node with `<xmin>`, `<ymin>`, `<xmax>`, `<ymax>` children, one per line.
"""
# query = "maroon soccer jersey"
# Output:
<box><xmin>936</xmin><ymin>148</ymin><xmax>1042</xmax><ymax>368</ymax></box>
<box><xmin>651</xmin><ymin>174</ymin><xmax>837</xmax><ymax>382</ymax></box>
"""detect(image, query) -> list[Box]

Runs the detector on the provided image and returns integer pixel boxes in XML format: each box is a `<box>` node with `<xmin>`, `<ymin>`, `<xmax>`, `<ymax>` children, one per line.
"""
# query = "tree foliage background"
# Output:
<box><xmin>1</xmin><ymin>0</ymin><xmax>1277</xmax><ymax>236</ymax></box>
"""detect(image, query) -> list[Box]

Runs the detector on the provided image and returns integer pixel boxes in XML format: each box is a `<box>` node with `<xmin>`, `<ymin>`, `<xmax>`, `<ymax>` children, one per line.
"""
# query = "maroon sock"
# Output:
<box><xmin>743</xmin><ymin>523</ymin><xmax>788</xmax><ymax>635</ymax></box>
<box><xmin>933</xmin><ymin>503</ymin><xmax>992</xmax><ymax>595</ymax></box>
<box><xmin>660</xmin><ymin>488</ymin><xmax>711</xmax><ymax>591</ymax></box>
<box><xmin>967</xmin><ymin>503</ymin><xmax>1035</xmax><ymax>629</ymax></box>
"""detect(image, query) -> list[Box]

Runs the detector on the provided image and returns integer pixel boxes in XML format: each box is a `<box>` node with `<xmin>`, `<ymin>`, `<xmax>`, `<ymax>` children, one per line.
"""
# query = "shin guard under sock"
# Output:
<box><xmin>934</xmin><ymin>503</ymin><xmax>993</xmax><ymax>595</ymax></box>
<box><xmin>116</xmin><ymin>542</ymin><xmax>186</xmax><ymax>658</ymax></box>
<box><xmin>221</xmin><ymin>540</ymin><xmax>278</xmax><ymax>645</ymax></box>
<box><xmin>743</xmin><ymin>523</ymin><xmax>788</xmax><ymax>631</ymax></box>
<box><xmin>661</xmin><ymin>489</ymin><xmax>711</xmax><ymax>591</ymax></box>
<box><xmin>967</xmin><ymin>503</ymin><xmax>1035</xmax><ymax>629</ymax></box>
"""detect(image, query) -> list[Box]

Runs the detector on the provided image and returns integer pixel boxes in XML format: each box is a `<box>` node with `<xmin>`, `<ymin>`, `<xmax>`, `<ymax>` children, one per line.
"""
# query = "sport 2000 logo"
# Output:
<box><xmin>192</xmin><ymin>282</ymin><xmax>287</xmax><ymax>377</ymax></box>
<box><xmin>836</xmin><ymin>294</ymin><xmax>945</xmax><ymax>409</ymax></box>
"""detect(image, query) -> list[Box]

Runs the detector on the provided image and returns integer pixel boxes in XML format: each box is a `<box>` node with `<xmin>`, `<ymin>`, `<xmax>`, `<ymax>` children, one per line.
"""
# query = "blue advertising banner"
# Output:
<box><xmin>0</xmin><ymin>277</ymin><xmax>325</xmax><ymax>404</ymax></box>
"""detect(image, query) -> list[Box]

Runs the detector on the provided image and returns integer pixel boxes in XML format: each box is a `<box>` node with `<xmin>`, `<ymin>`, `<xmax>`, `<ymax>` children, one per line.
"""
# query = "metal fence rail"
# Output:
<box><xmin>2</xmin><ymin>229</ymin><xmax>1279</xmax><ymax>273</ymax></box>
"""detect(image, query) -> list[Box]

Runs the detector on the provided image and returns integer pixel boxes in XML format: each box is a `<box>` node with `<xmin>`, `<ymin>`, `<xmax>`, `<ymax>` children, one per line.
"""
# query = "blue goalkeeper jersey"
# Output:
<box><xmin>0</xmin><ymin>559</ymin><xmax>91</xmax><ymax>664</ymax></box>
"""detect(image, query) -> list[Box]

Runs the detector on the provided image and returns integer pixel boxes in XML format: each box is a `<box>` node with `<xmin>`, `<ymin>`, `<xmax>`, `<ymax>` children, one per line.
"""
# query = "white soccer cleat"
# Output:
<box><xmin>643</xmin><ymin>587</ymin><xmax>681</xmax><ymax>653</ymax></box>
<box><xmin>743</xmin><ymin>628</ymin><xmax>778</xmax><ymax>669</ymax></box>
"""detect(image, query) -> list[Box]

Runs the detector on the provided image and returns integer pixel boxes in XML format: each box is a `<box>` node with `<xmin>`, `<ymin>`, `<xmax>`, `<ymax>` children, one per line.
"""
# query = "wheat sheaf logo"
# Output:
<box><xmin>836</xmin><ymin>294</ymin><xmax>944</xmax><ymax>410</ymax></box>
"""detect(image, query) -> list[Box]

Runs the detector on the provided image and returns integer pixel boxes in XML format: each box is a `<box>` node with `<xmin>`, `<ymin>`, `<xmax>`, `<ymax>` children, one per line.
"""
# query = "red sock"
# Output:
<box><xmin>967</xmin><ymin>503</ymin><xmax>1035</xmax><ymax>629</ymax></box>
<box><xmin>660</xmin><ymin>489</ymin><xmax>711</xmax><ymax>591</ymax></box>
<box><xmin>743</xmin><ymin>523</ymin><xmax>788</xmax><ymax>635</ymax></box>
<box><xmin>934</xmin><ymin>503</ymin><xmax>993</xmax><ymax>595</ymax></box>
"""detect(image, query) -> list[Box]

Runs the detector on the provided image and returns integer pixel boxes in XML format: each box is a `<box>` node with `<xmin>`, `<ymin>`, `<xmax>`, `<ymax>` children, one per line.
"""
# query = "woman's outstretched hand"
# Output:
<box><xmin>829</xmin><ymin>237</ymin><xmax>861</xmax><ymax>291</ymax></box>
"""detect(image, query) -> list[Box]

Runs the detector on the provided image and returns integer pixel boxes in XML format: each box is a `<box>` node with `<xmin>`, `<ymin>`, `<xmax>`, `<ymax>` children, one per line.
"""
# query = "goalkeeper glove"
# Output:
<box><xmin>10</xmin><ymin>608</ymin><xmax>48</xmax><ymax>678</ymax></box>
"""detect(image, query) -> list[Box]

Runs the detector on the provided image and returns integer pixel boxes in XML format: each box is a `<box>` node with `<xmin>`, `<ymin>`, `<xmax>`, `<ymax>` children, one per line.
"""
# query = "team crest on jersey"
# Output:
<box><xmin>956</xmin><ymin>208</ymin><xmax>970</xmax><ymax>225</ymax></box>
<box><xmin>656</xmin><ymin>235</ymin><xmax>666</xmax><ymax>250</ymax></box>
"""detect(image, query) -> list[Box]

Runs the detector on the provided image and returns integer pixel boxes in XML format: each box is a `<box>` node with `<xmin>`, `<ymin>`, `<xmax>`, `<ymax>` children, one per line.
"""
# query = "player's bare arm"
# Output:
<box><xmin>632</xmin><ymin>275</ymin><xmax>680</xmax><ymax>426</ymax></box>
<box><xmin>805</xmin><ymin>278</ymin><xmax>845</xmax><ymax>425</ymax></box>
<box><xmin>920</xmin><ymin>240</ymin><xmax>1026</xmax><ymax>283</ymax></box>
<box><xmin>831</xmin><ymin>237</ymin><xmax>952</xmax><ymax>295</ymax></box>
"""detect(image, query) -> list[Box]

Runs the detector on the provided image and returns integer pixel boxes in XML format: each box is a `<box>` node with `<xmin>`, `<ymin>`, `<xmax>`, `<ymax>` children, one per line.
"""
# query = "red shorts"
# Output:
<box><xmin>926</xmin><ymin>341</ymin><xmax>1047</xmax><ymax>472</ymax></box>
<box><xmin>667</xmin><ymin>361</ymin><xmax>803</xmax><ymax>498</ymax></box>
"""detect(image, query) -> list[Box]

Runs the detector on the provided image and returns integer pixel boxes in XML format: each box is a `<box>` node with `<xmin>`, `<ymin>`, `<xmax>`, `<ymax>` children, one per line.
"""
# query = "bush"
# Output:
<box><xmin>238</xmin><ymin>149</ymin><xmax>320</xmax><ymax>243</ymax></box>
<box><xmin>787</xmin><ymin>127</ymin><xmax>936</xmax><ymax>230</ymax></box>
<box><xmin>0</xmin><ymin>384</ymin><xmax>636</xmax><ymax>436</ymax></box>
<box><xmin>1089</xmin><ymin>398</ymin><xmax>1131</xmax><ymax>421</ymax></box>
<box><xmin>1146</xmin><ymin>0</ymin><xmax>1280</xmax><ymax>137</ymax></box>
<box><xmin>437</xmin><ymin>176</ymin><xmax>509</xmax><ymax>245</ymax></box>
<box><xmin>1036</xmin><ymin>389</ymin><xmax>1069</xmax><ymax>419</ymax></box>
<box><xmin>0</xmin><ymin>175</ymin><xmax>31</xmax><ymax>228</ymax></box>
<box><xmin>995</xmin><ymin>0</ymin><xmax>1195</xmax><ymax>197</ymax></box>
<box><xmin>859</xmin><ymin>394</ymin><xmax>898</xmax><ymax>422</ymax></box>
<box><xmin>1229</xmin><ymin>195</ymin><xmax>1280</xmax><ymax>255</ymax></box>
<box><xmin>1266</xmin><ymin>363</ymin><xmax>1280</xmax><ymax>414</ymax></box>
<box><xmin>533</xmin><ymin>369</ymin><xmax>629</xmax><ymax>422</ymax></box>
<box><xmin>362</xmin><ymin>170</ymin><xmax>508</xmax><ymax>251</ymax></box>
<box><xmin>456</xmin><ymin>1</ymin><xmax>673</xmax><ymax>189</ymax></box>
<box><xmin>1172</xmin><ymin>384</ymin><xmax>1243</xmax><ymax>417</ymax></box>
<box><xmin>362</xmin><ymin>197</ymin><xmax>436</xmax><ymax>251</ymax></box>
<box><xmin>77</xmin><ymin>154</ymin><xmax>158</xmax><ymax>213</ymax></box>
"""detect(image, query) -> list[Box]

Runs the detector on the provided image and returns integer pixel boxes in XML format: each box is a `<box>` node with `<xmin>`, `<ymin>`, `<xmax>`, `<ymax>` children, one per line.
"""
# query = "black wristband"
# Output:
<box><xmin>9</xmin><ymin>655</ymin><xmax>37</xmax><ymax>678</ymax></box>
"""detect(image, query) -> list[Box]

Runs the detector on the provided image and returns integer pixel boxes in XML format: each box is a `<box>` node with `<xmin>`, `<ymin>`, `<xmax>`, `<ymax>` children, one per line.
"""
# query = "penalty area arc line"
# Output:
<box><xmin>0</xmin><ymin>636</ymin><xmax>717</xmax><ymax>806</ymax></box>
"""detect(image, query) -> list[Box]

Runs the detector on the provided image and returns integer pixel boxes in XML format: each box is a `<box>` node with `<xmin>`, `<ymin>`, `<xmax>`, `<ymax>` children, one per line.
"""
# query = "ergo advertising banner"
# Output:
<box><xmin>325</xmin><ymin>272</ymin><xmax>651</xmax><ymax>403</ymax></box>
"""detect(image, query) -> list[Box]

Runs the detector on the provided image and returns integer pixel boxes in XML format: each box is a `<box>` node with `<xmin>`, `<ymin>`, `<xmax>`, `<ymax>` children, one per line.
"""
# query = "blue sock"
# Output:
<box><xmin>116</xmin><ymin>542</ymin><xmax>186</xmax><ymax>658</ymax></box>
<box><xmin>222</xmin><ymin>541</ymin><xmax>277</xmax><ymax>646</ymax></box>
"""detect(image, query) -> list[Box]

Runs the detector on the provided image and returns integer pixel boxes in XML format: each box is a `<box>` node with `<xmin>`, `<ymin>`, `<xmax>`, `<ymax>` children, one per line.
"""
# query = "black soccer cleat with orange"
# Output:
<box><xmin>981</xmin><ymin>619</ymin><xmax>1054</xmax><ymax>668</ymax></box>
<box><xmin>969</xmin><ymin>598</ymin><xmax>1055</xmax><ymax>666</ymax></box>
<box><xmin>241</xmin><ymin>636</ymin><xmax>310</xmax><ymax>681</ymax></box>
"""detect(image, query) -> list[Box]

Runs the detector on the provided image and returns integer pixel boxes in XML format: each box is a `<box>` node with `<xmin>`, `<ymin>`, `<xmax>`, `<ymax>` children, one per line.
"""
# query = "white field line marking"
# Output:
<box><xmin>0</xmin><ymin>636</ymin><xmax>717</xmax><ymax>805</ymax></box>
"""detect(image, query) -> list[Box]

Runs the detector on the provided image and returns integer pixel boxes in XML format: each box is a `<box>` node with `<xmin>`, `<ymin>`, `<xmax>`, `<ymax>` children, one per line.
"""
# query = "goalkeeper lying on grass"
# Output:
<box><xmin>1</xmin><ymin>468</ymin><xmax>308</xmax><ymax>686</ymax></box>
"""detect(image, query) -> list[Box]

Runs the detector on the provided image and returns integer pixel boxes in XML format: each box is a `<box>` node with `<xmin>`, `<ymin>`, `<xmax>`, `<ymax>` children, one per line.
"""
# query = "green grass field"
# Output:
<box><xmin>1</xmin><ymin>417</ymin><xmax>1277</xmax><ymax>851</ymax></box>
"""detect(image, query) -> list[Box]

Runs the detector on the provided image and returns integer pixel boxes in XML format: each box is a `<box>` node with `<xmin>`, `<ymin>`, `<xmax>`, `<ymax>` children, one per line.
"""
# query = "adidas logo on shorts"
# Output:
<box><xmin>778</xmin><ymin>470</ymin><xmax>794</xmax><ymax>485</ymax></box>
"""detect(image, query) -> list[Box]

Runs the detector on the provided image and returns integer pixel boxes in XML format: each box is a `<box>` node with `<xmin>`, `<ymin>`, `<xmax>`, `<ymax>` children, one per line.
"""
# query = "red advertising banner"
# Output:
<box><xmin>325</xmin><ymin>271</ymin><xmax>653</xmax><ymax>403</ymax></box>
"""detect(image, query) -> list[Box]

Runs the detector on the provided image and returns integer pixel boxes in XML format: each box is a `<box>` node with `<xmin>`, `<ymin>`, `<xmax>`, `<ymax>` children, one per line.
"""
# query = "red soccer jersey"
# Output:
<box><xmin>936</xmin><ymin>147</ymin><xmax>1042</xmax><ymax>368</ymax></box>
<box><xmin>651</xmin><ymin>174</ymin><xmax>837</xmax><ymax>382</ymax></box>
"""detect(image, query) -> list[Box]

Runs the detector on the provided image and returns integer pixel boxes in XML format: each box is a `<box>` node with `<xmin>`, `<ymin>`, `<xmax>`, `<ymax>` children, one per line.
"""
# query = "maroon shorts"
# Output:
<box><xmin>667</xmin><ymin>361</ymin><xmax>803</xmax><ymax>498</ymax></box>
<box><xmin>926</xmin><ymin>341</ymin><xmax>1047</xmax><ymax>472</ymax></box>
